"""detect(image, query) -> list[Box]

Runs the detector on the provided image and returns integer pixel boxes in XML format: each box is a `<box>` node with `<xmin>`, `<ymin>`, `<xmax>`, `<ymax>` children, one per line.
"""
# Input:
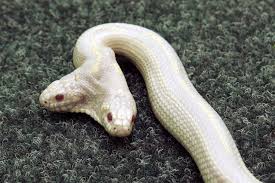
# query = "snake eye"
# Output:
<box><xmin>107</xmin><ymin>112</ymin><xmax>113</xmax><ymax>122</ymax></box>
<box><xmin>131</xmin><ymin>115</ymin><xmax>136</xmax><ymax>124</ymax></box>
<box><xmin>55</xmin><ymin>94</ymin><xmax>64</xmax><ymax>102</ymax></box>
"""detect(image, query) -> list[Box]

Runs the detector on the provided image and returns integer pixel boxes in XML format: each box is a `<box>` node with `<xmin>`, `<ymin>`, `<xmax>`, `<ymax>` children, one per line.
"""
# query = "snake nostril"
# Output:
<box><xmin>43</xmin><ymin>100</ymin><xmax>48</xmax><ymax>105</ymax></box>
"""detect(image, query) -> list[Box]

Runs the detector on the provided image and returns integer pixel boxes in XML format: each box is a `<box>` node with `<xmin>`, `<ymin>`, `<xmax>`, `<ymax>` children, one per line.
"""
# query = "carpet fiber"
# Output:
<box><xmin>0</xmin><ymin>0</ymin><xmax>274</xmax><ymax>182</ymax></box>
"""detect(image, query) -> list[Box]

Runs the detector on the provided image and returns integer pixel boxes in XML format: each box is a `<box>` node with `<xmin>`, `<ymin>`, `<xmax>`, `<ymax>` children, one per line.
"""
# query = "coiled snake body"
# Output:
<box><xmin>40</xmin><ymin>23</ymin><xmax>261</xmax><ymax>183</ymax></box>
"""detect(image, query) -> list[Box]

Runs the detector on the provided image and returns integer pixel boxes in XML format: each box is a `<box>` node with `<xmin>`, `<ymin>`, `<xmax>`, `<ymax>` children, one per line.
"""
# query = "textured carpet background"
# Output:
<box><xmin>0</xmin><ymin>0</ymin><xmax>274</xmax><ymax>182</ymax></box>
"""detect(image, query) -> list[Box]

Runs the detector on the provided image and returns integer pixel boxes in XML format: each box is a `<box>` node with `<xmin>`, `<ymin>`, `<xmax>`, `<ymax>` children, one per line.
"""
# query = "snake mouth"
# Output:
<box><xmin>41</xmin><ymin>101</ymin><xmax>77</xmax><ymax>112</ymax></box>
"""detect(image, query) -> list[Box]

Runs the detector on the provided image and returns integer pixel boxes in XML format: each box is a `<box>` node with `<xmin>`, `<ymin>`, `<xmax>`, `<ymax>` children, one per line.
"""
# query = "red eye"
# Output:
<box><xmin>131</xmin><ymin>115</ymin><xmax>136</xmax><ymax>124</ymax></box>
<box><xmin>107</xmin><ymin>112</ymin><xmax>112</xmax><ymax>122</ymax></box>
<box><xmin>55</xmin><ymin>94</ymin><xmax>64</xmax><ymax>102</ymax></box>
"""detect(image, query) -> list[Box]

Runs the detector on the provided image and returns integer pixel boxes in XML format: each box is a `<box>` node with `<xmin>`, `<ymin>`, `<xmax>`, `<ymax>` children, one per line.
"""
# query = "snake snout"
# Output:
<box><xmin>39</xmin><ymin>90</ymin><xmax>50</xmax><ymax>108</ymax></box>
<box><xmin>109</xmin><ymin>125</ymin><xmax>132</xmax><ymax>137</ymax></box>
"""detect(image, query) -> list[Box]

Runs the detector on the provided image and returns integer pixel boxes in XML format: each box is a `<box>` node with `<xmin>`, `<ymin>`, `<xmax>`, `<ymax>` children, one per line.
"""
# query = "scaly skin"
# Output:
<box><xmin>40</xmin><ymin>23</ymin><xmax>261</xmax><ymax>183</ymax></box>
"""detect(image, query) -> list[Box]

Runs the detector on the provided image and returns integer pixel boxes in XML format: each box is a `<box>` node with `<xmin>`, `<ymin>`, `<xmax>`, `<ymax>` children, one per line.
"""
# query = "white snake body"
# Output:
<box><xmin>40</xmin><ymin>23</ymin><xmax>261</xmax><ymax>183</ymax></box>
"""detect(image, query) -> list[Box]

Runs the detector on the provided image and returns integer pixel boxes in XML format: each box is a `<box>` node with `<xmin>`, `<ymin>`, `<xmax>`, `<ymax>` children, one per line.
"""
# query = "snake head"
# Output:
<box><xmin>39</xmin><ymin>65</ymin><xmax>137</xmax><ymax>137</ymax></box>
<box><xmin>39</xmin><ymin>73</ymin><xmax>87</xmax><ymax>113</ymax></box>
<box><xmin>40</xmin><ymin>47</ymin><xmax>137</xmax><ymax>137</ymax></box>
<box><xmin>100</xmin><ymin>90</ymin><xmax>137</xmax><ymax>137</ymax></box>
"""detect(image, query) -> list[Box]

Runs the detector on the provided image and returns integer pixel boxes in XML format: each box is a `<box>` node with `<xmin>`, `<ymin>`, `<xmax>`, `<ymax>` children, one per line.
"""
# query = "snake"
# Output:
<box><xmin>39</xmin><ymin>23</ymin><xmax>262</xmax><ymax>183</ymax></box>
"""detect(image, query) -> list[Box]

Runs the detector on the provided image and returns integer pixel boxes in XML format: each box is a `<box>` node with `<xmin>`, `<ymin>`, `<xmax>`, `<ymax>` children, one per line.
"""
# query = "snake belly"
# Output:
<box><xmin>73</xmin><ymin>23</ymin><xmax>261</xmax><ymax>183</ymax></box>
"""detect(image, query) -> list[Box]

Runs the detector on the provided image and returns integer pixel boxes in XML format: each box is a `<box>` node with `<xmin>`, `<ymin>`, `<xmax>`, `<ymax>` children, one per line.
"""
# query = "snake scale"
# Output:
<box><xmin>39</xmin><ymin>23</ymin><xmax>261</xmax><ymax>183</ymax></box>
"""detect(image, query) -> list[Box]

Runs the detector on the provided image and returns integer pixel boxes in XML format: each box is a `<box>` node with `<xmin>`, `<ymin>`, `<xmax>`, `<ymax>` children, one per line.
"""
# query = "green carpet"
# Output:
<box><xmin>0</xmin><ymin>0</ymin><xmax>274</xmax><ymax>182</ymax></box>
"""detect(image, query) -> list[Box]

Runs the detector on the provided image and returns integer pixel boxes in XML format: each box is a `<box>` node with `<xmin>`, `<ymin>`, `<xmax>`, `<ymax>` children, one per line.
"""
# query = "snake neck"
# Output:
<box><xmin>74</xmin><ymin>23</ymin><xmax>261</xmax><ymax>183</ymax></box>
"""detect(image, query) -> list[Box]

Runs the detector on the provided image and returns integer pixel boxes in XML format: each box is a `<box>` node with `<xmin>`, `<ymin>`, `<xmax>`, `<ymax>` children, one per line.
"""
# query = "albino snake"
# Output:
<box><xmin>39</xmin><ymin>23</ymin><xmax>261</xmax><ymax>183</ymax></box>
